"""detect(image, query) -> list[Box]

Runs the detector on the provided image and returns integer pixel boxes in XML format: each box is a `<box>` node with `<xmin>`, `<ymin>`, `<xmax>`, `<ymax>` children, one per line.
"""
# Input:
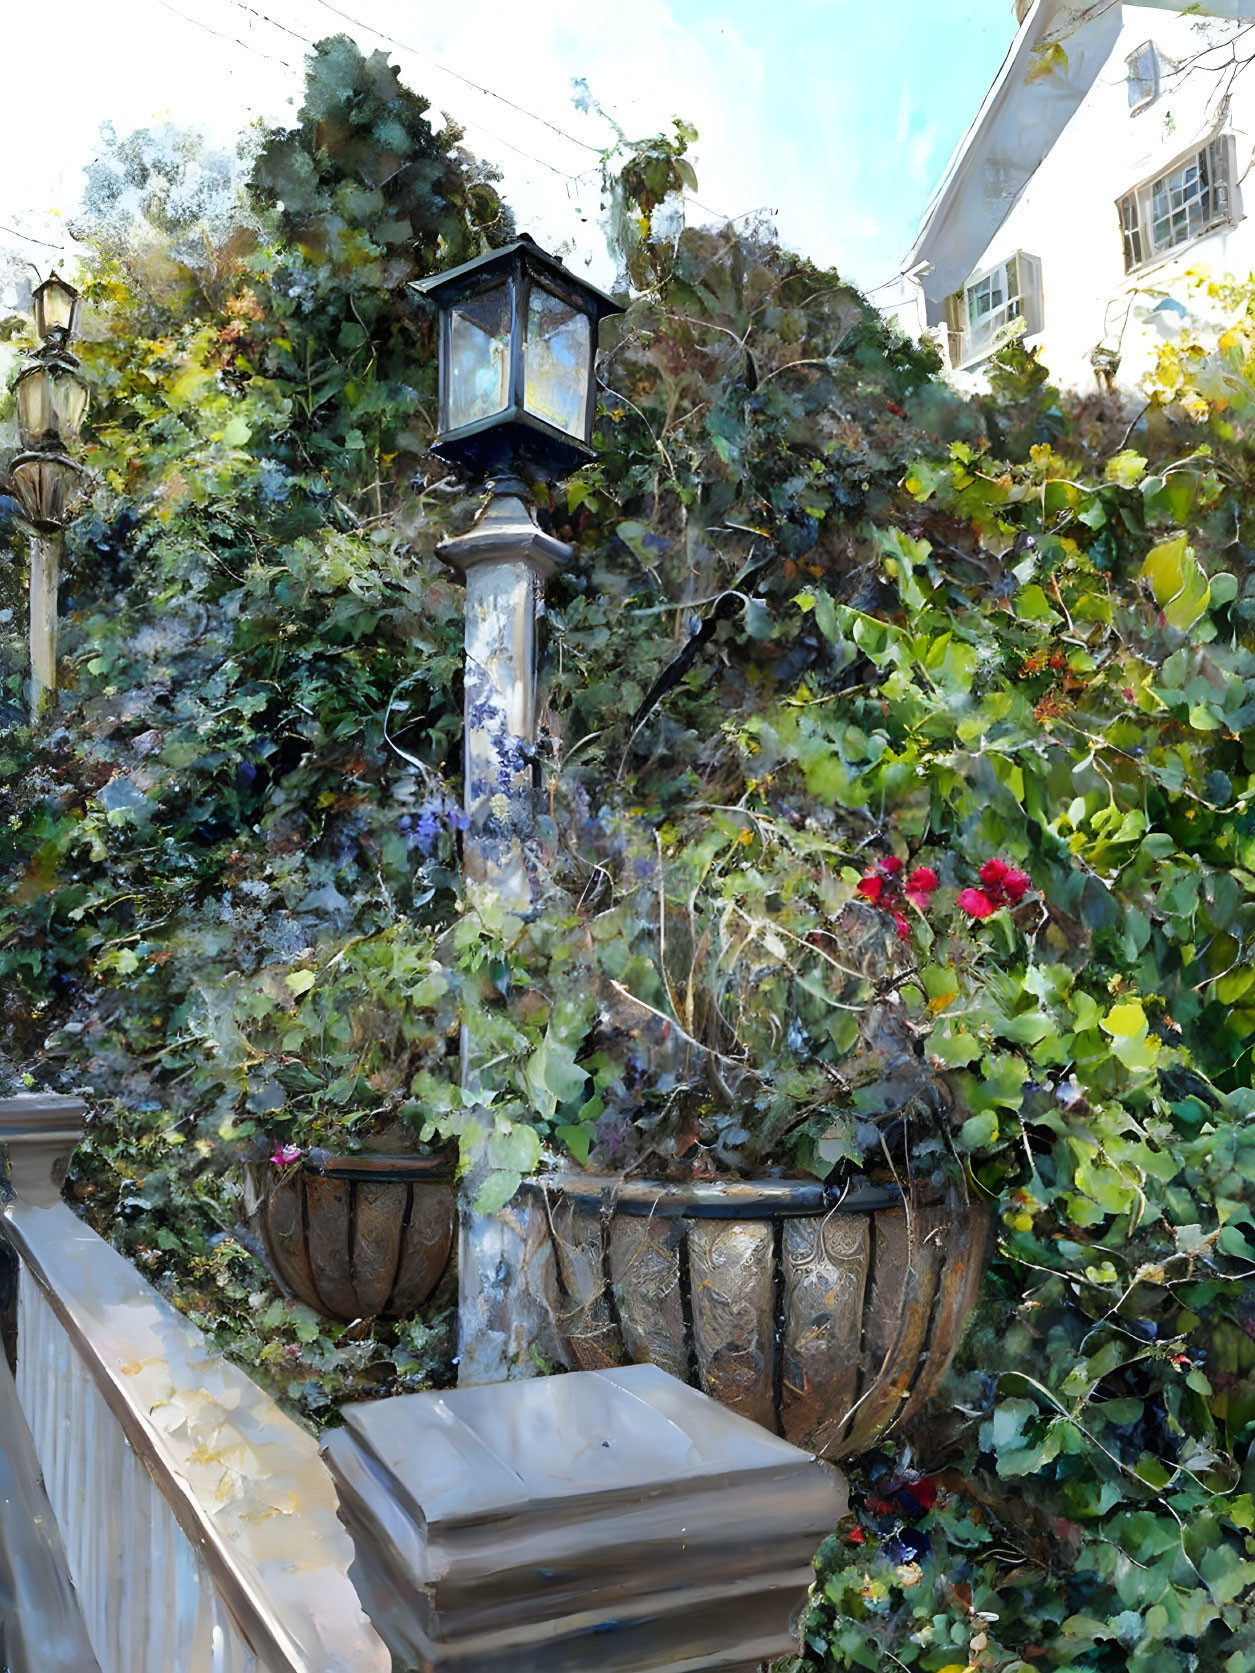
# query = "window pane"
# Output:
<box><xmin>448</xmin><ymin>283</ymin><xmax>511</xmax><ymax>430</ymax></box>
<box><xmin>524</xmin><ymin>285</ymin><xmax>591</xmax><ymax>438</ymax></box>
<box><xmin>1149</xmin><ymin>150</ymin><xmax>1211</xmax><ymax>253</ymax></box>
<box><xmin>1128</xmin><ymin>44</ymin><xmax>1157</xmax><ymax>108</ymax></box>
<box><xmin>1120</xmin><ymin>195</ymin><xmax>1143</xmax><ymax>271</ymax></box>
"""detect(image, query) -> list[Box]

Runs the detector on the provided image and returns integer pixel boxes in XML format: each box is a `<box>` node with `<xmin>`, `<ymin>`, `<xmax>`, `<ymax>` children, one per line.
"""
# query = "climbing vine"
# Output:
<box><xmin>0</xmin><ymin>35</ymin><xmax>1252</xmax><ymax>1669</ymax></box>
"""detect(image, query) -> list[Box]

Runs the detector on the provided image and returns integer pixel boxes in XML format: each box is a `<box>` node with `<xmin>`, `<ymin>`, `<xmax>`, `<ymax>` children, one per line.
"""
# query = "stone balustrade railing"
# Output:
<box><xmin>0</xmin><ymin>1094</ymin><xmax>390</xmax><ymax>1673</ymax></box>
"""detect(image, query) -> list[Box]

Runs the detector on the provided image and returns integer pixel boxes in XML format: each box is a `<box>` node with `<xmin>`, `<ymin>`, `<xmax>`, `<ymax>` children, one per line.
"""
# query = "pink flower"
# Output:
<box><xmin>979</xmin><ymin>857</ymin><xmax>1010</xmax><ymax>889</ymax></box>
<box><xmin>956</xmin><ymin>887</ymin><xmax>996</xmax><ymax>920</ymax></box>
<box><xmin>271</xmin><ymin>1143</ymin><xmax>303</xmax><ymax>1168</ymax></box>
<box><xmin>857</xmin><ymin>872</ymin><xmax>884</xmax><ymax>905</ymax></box>
<box><xmin>879</xmin><ymin>855</ymin><xmax>903</xmax><ymax>876</ymax></box>
<box><xmin>905</xmin><ymin>865</ymin><xmax>938</xmax><ymax>908</ymax></box>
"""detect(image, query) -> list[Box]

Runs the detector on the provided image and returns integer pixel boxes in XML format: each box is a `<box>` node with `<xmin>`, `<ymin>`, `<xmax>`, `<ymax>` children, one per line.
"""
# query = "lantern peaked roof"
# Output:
<box><xmin>411</xmin><ymin>233</ymin><xmax>624</xmax><ymax>319</ymax></box>
<box><xmin>902</xmin><ymin>0</ymin><xmax>1255</xmax><ymax>316</ymax></box>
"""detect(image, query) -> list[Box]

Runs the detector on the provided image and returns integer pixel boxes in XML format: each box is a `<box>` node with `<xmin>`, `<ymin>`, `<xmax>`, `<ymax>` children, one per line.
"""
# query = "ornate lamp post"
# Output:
<box><xmin>414</xmin><ymin>238</ymin><xmax>622</xmax><ymax>1384</ymax></box>
<box><xmin>8</xmin><ymin>274</ymin><xmax>89</xmax><ymax>719</ymax></box>
<box><xmin>326</xmin><ymin>246</ymin><xmax>847</xmax><ymax>1673</ymax></box>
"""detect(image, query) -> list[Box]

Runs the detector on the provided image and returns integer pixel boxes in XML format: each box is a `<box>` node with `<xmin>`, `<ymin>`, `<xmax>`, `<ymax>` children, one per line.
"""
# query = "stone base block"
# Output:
<box><xmin>324</xmin><ymin>1363</ymin><xmax>846</xmax><ymax>1673</ymax></box>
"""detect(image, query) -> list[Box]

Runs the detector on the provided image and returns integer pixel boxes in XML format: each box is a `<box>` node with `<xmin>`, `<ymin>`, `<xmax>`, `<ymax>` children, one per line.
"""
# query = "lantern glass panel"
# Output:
<box><xmin>17</xmin><ymin>367</ymin><xmax>54</xmax><ymax>446</ymax></box>
<box><xmin>524</xmin><ymin>284</ymin><xmax>590</xmax><ymax>439</ymax></box>
<box><xmin>447</xmin><ymin>283</ymin><xmax>512</xmax><ymax>430</ymax></box>
<box><xmin>16</xmin><ymin>363</ymin><xmax>88</xmax><ymax>449</ymax></box>
<box><xmin>54</xmin><ymin>370</ymin><xmax>89</xmax><ymax>442</ymax></box>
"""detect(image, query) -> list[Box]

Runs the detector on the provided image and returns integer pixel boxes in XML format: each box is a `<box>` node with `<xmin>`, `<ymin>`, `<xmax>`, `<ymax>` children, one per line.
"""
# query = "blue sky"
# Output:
<box><xmin>646</xmin><ymin>0</ymin><xmax>1018</xmax><ymax>286</ymax></box>
<box><xmin>0</xmin><ymin>0</ymin><xmax>1017</xmax><ymax>294</ymax></box>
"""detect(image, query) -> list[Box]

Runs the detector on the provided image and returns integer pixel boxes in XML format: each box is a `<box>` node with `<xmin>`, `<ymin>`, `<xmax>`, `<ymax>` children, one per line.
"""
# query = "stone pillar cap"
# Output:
<box><xmin>324</xmin><ymin>1364</ymin><xmax>847</xmax><ymax>1672</ymax></box>
<box><xmin>436</xmin><ymin>491</ymin><xmax>572</xmax><ymax>579</ymax></box>
<box><xmin>0</xmin><ymin>1093</ymin><xmax>89</xmax><ymax>1207</ymax></box>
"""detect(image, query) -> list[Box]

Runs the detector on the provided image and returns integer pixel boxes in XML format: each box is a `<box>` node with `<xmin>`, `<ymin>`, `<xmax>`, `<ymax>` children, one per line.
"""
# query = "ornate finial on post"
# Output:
<box><xmin>0</xmin><ymin>1095</ymin><xmax>88</xmax><ymax>1208</ymax></box>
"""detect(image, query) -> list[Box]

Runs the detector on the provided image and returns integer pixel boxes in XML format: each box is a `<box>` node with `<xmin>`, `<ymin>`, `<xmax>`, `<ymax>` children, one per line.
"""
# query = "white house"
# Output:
<box><xmin>885</xmin><ymin>0</ymin><xmax>1255</xmax><ymax>392</ymax></box>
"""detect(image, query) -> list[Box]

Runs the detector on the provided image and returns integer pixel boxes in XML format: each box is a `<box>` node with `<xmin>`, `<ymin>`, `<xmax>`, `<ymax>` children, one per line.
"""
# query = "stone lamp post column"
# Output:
<box><xmin>7</xmin><ymin>274</ymin><xmax>89</xmax><ymax>722</ymax></box>
<box><xmin>436</xmin><ymin>481</ymin><xmax>571</xmax><ymax>1385</ymax></box>
<box><xmin>438</xmin><ymin>479</ymin><xmax>568</xmax><ymax>914</ymax></box>
<box><xmin>413</xmin><ymin>237</ymin><xmax>622</xmax><ymax>1385</ymax></box>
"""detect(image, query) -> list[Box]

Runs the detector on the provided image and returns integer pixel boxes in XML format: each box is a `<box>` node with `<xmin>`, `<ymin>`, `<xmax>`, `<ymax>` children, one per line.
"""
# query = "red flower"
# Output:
<box><xmin>956</xmin><ymin>887</ymin><xmax>996</xmax><ymax>920</ymax></box>
<box><xmin>1001</xmin><ymin>867</ymin><xmax>1030</xmax><ymax>905</ymax></box>
<box><xmin>857</xmin><ymin>856</ymin><xmax>938</xmax><ymax>938</ymax></box>
<box><xmin>900</xmin><ymin>1476</ymin><xmax>939</xmax><ymax>1513</ymax></box>
<box><xmin>847</xmin><ymin>1525</ymin><xmax>866</xmax><ymax>1543</ymax></box>
<box><xmin>905</xmin><ymin>865</ymin><xmax>938</xmax><ymax>908</ymax></box>
<box><xmin>967</xmin><ymin>857</ymin><xmax>1031</xmax><ymax>913</ymax></box>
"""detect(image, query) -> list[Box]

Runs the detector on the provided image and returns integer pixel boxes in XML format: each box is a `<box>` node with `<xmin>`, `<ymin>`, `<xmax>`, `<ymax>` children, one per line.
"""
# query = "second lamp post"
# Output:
<box><xmin>8</xmin><ymin>273</ymin><xmax>89</xmax><ymax>720</ymax></box>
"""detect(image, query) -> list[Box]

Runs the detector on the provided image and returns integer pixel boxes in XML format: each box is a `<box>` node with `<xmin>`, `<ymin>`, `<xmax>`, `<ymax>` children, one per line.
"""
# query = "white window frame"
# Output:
<box><xmin>1127</xmin><ymin>41</ymin><xmax>1160</xmax><ymax>114</ymax></box>
<box><xmin>954</xmin><ymin>251</ymin><xmax>1044</xmax><ymax>369</ymax></box>
<box><xmin>1117</xmin><ymin>134</ymin><xmax>1239</xmax><ymax>276</ymax></box>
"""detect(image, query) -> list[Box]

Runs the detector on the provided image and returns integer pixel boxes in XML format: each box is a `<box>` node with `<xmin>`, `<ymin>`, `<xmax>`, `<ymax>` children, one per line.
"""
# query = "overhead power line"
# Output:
<box><xmin>158</xmin><ymin>0</ymin><xmax>729</xmax><ymax>221</ymax></box>
<box><xmin>229</xmin><ymin>0</ymin><xmax>311</xmax><ymax>42</ymax></box>
<box><xmin>152</xmin><ymin>0</ymin><xmax>297</xmax><ymax>67</ymax></box>
<box><xmin>310</xmin><ymin>0</ymin><xmax>605</xmax><ymax>155</ymax></box>
<box><xmin>201</xmin><ymin>0</ymin><xmax>589</xmax><ymax>182</ymax></box>
<box><xmin>0</xmin><ymin>223</ymin><xmax>68</xmax><ymax>253</ymax></box>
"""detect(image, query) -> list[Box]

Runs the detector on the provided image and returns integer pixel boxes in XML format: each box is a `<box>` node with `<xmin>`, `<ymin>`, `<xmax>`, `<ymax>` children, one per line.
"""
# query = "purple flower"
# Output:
<box><xmin>411</xmin><ymin>808</ymin><xmax>441</xmax><ymax>854</ymax></box>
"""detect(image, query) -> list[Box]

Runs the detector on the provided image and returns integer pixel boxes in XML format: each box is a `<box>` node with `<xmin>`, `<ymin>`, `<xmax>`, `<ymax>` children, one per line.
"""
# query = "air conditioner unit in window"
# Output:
<box><xmin>959</xmin><ymin>251</ymin><xmax>1044</xmax><ymax>367</ymax></box>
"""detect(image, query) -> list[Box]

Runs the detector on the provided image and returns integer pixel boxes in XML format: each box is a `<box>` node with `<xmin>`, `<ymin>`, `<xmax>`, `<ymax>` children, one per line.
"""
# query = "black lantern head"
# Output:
<box><xmin>414</xmin><ymin>235</ymin><xmax>623</xmax><ymax>482</ymax></box>
<box><xmin>32</xmin><ymin>274</ymin><xmax>81</xmax><ymax>347</ymax></box>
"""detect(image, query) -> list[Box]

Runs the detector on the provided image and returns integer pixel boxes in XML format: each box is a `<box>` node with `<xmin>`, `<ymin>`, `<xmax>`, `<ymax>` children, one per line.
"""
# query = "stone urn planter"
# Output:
<box><xmin>532</xmin><ymin>1173</ymin><xmax>992</xmax><ymax>1460</ymax></box>
<box><xmin>248</xmin><ymin>1148</ymin><xmax>455</xmax><ymax>1322</ymax></box>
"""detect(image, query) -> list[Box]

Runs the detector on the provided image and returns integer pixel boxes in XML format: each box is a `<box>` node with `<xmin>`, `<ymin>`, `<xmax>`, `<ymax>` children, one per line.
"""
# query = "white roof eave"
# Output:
<box><xmin>902</xmin><ymin>0</ymin><xmax>1122</xmax><ymax>311</ymax></box>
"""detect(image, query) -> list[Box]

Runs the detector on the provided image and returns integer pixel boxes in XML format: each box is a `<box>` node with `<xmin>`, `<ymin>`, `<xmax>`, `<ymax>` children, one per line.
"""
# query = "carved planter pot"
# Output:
<box><xmin>534</xmin><ymin>1174</ymin><xmax>992</xmax><ymax>1460</ymax></box>
<box><xmin>248</xmin><ymin>1149</ymin><xmax>455</xmax><ymax>1323</ymax></box>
